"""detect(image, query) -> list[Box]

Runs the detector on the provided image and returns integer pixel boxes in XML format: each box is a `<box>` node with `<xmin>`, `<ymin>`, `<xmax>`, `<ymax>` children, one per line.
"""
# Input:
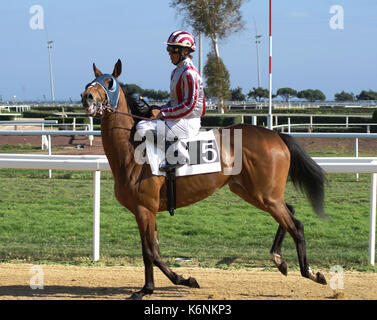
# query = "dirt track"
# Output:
<box><xmin>0</xmin><ymin>264</ymin><xmax>376</xmax><ymax>300</ymax></box>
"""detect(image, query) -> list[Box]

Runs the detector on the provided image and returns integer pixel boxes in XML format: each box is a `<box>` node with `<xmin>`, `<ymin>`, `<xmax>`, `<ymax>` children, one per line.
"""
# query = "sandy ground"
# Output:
<box><xmin>0</xmin><ymin>264</ymin><xmax>376</xmax><ymax>300</ymax></box>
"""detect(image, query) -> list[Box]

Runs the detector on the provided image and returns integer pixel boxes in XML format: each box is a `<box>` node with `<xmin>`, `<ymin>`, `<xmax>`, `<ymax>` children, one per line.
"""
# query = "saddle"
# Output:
<box><xmin>136</xmin><ymin>130</ymin><xmax>221</xmax><ymax>216</ymax></box>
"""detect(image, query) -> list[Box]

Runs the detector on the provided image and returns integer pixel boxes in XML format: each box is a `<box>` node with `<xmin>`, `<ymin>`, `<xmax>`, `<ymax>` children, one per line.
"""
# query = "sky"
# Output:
<box><xmin>0</xmin><ymin>0</ymin><xmax>376</xmax><ymax>102</ymax></box>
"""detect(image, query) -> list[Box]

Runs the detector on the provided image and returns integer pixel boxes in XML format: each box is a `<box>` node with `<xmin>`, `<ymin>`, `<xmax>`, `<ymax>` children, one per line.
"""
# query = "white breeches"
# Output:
<box><xmin>135</xmin><ymin>117</ymin><xmax>201</xmax><ymax>140</ymax></box>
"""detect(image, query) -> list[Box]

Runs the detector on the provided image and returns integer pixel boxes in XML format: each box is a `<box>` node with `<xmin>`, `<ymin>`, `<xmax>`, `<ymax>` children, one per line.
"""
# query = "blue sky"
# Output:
<box><xmin>1</xmin><ymin>0</ymin><xmax>376</xmax><ymax>101</ymax></box>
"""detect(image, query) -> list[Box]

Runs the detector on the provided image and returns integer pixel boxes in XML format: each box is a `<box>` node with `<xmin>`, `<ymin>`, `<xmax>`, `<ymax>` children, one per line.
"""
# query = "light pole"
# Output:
<box><xmin>255</xmin><ymin>35</ymin><xmax>262</xmax><ymax>88</ymax></box>
<box><xmin>46</xmin><ymin>31</ymin><xmax>55</xmax><ymax>103</ymax></box>
<box><xmin>253</xmin><ymin>18</ymin><xmax>262</xmax><ymax>89</ymax></box>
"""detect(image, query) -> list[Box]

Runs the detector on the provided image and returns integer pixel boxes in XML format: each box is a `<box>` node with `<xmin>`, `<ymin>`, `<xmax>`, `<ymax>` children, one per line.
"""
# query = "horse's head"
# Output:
<box><xmin>81</xmin><ymin>59</ymin><xmax>122</xmax><ymax>116</ymax></box>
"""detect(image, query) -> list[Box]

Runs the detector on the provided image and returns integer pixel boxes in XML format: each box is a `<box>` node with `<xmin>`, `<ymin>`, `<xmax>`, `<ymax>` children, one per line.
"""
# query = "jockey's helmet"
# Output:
<box><xmin>166</xmin><ymin>30</ymin><xmax>196</xmax><ymax>53</ymax></box>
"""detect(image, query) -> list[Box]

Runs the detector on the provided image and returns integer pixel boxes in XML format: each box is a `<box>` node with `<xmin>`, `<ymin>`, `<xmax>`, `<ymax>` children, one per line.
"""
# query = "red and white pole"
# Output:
<box><xmin>268</xmin><ymin>0</ymin><xmax>273</xmax><ymax>130</ymax></box>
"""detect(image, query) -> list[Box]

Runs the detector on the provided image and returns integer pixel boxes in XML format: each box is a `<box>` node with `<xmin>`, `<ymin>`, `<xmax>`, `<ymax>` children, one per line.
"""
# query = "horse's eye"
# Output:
<box><xmin>105</xmin><ymin>78</ymin><xmax>114</xmax><ymax>90</ymax></box>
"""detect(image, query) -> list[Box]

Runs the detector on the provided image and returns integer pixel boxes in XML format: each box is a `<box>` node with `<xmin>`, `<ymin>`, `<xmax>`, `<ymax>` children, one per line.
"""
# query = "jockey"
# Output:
<box><xmin>136</xmin><ymin>30</ymin><xmax>206</xmax><ymax>172</ymax></box>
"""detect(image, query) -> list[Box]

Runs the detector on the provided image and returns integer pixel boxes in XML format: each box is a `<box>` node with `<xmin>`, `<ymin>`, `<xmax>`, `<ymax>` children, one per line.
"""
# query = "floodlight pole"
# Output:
<box><xmin>256</xmin><ymin>35</ymin><xmax>262</xmax><ymax>88</ymax></box>
<box><xmin>267</xmin><ymin>0</ymin><xmax>273</xmax><ymax>130</ymax></box>
<box><xmin>253</xmin><ymin>17</ymin><xmax>262</xmax><ymax>88</ymax></box>
<box><xmin>46</xmin><ymin>30</ymin><xmax>55</xmax><ymax>104</ymax></box>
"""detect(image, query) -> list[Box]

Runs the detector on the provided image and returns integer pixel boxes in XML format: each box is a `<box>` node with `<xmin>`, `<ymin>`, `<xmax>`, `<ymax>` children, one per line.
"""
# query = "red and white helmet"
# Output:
<box><xmin>166</xmin><ymin>30</ymin><xmax>196</xmax><ymax>52</ymax></box>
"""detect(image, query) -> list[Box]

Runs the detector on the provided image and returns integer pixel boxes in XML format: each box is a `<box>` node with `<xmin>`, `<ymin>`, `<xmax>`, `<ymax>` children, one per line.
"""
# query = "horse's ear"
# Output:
<box><xmin>112</xmin><ymin>59</ymin><xmax>122</xmax><ymax>79</ymax></box>
<box><xmin>93</xmin><ymin>63</ymin><xmax>103</xmax><ymax>77</ymax></box>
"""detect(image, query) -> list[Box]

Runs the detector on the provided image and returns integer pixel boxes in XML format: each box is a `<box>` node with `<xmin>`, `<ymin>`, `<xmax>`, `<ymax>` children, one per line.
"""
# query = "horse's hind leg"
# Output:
<box><xmin>269</xmin><ymin>203</ymin><xmax>327</xmax><ymax>285</ymax></box>
<box><xmin>270</xmin><ymin>203</ymin><xmax>295</xmax><ymax>276</ymax></box>
<box><xmin>229</xmin><ymin>183</ymin><xmax>326</xmax><ymax>285</ymax></box>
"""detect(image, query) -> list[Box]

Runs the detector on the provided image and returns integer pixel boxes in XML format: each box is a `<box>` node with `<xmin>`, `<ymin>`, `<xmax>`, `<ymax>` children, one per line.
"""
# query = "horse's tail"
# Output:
<box><xmin>279</xmin><ymin>132</ymin><xmax>326</xmax><ymax>218</ymax></box>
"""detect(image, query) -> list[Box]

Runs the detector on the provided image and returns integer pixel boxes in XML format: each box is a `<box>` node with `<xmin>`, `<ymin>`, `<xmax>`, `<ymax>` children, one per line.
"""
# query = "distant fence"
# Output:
<box><xmin>0</xmin><ymin>153</ymin><xmax>376</xmax><ymax>265</ymax></box>
<box><xmin>225</xmin><ymin>101</ymin><xmax>377</xmax><ymax>110</ymax></box>
<box><xmin>2</xmin><ymin>100</ymin><xmax>377</xmax><ymax>111</ymax></box>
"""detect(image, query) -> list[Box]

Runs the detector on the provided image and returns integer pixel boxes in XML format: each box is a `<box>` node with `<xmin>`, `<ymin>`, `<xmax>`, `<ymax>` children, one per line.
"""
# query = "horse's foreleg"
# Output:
<box><xmin>153</xmin><ymin>224</ymin><xmax>200</xmax><ymax>289</ymax></box>
<box><xmin>270</xmin><ymin>203</ymin><xmax>295</xmax><ymax>276</ymax></box>
<box><xmin>130</xmin><ymin>208</ymin><xmax>199</xmax><ymax>300</ymax></box>
<box><xmin>130</xmin><ymin>209</ymin><xmax>156</xmax><ymax>300</ymax></box>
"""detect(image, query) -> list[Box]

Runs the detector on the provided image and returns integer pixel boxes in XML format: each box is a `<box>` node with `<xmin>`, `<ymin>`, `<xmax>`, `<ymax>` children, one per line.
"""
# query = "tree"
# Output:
<box><xmin>247</xmin><ymin>87</ymin><xmax>269</xmax><ymax>102</ymax></box>
<box><xmin>121</xmin><ymin>83</ymin><xmax>143</xmax><ymax>95</ymax></box>
<box><xmin>356</xmin><ymin>90</ymin><xmax>377</xmax><ymax>100</ymax></box>
<box><xmin>142</xmin><ymin>89</ymin><xmax>170</xmax><ymax>100</ymax></box>
<box><xmin>230</xmin><ymin>87</ymin><xmax>246</xmax><ymax>101</ymax></box>
<box><xmin>120</xmin><ymin>83</ymin><xmax>169</xmax><ymax>101</ymax></box>
<box><xmin>170</xmin><ymin>0</ymin><xmax>246</xmax><ymax>112</ymax></box>
<box><xmin>276</xmin><ymin>87</ymin><xmax>297</xmax><ymax>103</ymax></box>
<box><xmin>297</xmin><ymin>89</ymin><xmax>326</xmax><ymax>102</ymax></box>
<box><xmin>170</xmin><ymin>0</ymin><xmax>245</xmax><ymax>60</ymax></box>
<box><xmin>204</xmin><ymin>52</ymin><xmax>231</xmax><ymax>103</ymax></box>
<box><xmin>334</xmin><ymin>91</ymin><xmax>355</xmax><ymax>101</ymax></box>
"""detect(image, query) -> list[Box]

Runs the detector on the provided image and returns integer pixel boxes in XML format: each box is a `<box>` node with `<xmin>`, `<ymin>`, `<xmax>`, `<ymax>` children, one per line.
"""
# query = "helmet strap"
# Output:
<box><xmin>176</xmin><ymin>47</ymin><xmax>188</xmax><ymax>65</ymax></box>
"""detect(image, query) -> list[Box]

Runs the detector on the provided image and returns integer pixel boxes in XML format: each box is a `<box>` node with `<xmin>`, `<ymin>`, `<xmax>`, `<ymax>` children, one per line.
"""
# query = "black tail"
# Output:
<box><xmin>279</xmin><ymin>133</ymin><xmax>326</xmax><ymax>218</ymax></box>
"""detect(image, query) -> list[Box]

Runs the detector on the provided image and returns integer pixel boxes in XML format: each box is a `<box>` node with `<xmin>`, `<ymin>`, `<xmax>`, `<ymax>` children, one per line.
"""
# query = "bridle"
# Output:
<box><xmin>85</xmin><ymin>75</ymin><xmax>153</xmax><ymax>121</ymax></box>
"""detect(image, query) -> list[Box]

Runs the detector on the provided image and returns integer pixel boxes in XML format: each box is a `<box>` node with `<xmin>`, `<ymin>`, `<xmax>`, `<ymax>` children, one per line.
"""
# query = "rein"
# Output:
<box><xmin>95</xmin><ymin>102</ymin><xmax>153</xmax><ymax>121</ymax></box>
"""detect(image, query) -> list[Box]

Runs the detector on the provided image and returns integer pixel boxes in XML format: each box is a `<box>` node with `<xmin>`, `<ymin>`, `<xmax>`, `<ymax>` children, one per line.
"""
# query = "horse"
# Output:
<box><xmin>81</xmin><ymin>59</ymin><xmax>327</xmax><ymax>300</ymax></box>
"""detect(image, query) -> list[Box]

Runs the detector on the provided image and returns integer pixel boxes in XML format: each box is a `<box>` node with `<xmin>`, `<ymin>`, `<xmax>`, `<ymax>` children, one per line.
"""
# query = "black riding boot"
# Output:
<box><xmin>159</xmin><ymin>140</ymin><xmax>185</xmax><ymax>172</ymax></box>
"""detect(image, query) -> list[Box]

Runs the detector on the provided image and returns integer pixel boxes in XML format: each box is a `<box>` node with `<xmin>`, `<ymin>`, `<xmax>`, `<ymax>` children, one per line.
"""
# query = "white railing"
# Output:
<box><xmin>0</xmin><ymin>154</ymin><xmax>108</xmax><ymax>262</ymax></box>
<box><xmin>0</xmin><ymin>154</ymin><xmax>376</xmax><ymax>265</ymax></box>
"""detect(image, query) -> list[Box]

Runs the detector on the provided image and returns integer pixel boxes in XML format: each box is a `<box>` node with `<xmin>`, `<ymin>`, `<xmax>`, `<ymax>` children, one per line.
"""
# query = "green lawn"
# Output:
<box><xmin>0</xmin><ymin>167</ymin><xmax>375</xmax><ymax>271</ymax></box>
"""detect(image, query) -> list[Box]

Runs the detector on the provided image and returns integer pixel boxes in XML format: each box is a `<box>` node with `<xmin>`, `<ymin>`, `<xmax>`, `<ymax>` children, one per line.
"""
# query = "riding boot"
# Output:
<box><xmin>159</xmin><ymin>140</ymin><xmax>186</xmax><ymax>172</ymax></box>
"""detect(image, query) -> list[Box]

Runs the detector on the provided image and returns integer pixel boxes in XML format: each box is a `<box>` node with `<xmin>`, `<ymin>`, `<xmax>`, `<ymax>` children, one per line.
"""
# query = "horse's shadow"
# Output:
<box><xmin>0</xmin><ymin>285</ymin><xmax>191</xmax><ymax>299</ymax></box>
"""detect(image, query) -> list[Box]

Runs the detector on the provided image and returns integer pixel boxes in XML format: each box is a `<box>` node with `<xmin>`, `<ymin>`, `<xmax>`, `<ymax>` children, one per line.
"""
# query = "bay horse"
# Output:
<box><xmin>81</xmin><ymin>59</ymin><xmax>327</xmax><ymax>300</ymax></box>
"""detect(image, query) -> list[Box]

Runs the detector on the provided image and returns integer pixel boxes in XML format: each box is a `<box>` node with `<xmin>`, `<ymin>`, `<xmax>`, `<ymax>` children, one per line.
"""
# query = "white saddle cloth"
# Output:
<box><xmin>136</xmin><ymin>130</ymin><xmax>221</xmax><ymax>177</ymax></box>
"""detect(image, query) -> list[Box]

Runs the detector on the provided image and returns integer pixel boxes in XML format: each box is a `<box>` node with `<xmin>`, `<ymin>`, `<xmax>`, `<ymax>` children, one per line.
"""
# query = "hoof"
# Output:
<box><xmin>316</xmin><ymin>272</ymin><xmax>327</xmax><ymax>285</ymax></box>
<box><xmin>128</xmin><ymin>287</ymin><xmax>153</xmax><ymax>300</ymax></box>
<box><xmin>270</xmin><ymin>253</ymin><xmax>288</xmax><ymax>276</ymax></box>
<box><xmin>278</xmin><ymin>261</ymin><xmax>288</xmax><ymax>276</ymax></box>
<box><xmin>128</xmin><ymin>292</ymin><xmax>143</xmax><ymax>300</ymax></box>
<box><xmin>188</xmin><ymin>277</ymin><xmax>200</xmax><ymax>288</ymax></box>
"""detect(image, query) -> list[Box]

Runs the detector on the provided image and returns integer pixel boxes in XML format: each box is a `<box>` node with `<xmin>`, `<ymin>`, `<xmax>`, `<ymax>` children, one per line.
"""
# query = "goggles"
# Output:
<box><xmin>166</xmin><ymin>45</ymin><xmax>180</xmax><ymax>53</ymax></box>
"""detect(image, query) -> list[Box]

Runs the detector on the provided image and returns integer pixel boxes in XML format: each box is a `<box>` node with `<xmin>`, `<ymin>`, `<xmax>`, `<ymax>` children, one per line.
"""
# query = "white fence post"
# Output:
<box><xmin>48</xmin><ymin>135</ymin><xmax>52</xmax><ymax>179</ymax></box>
<box><xmin>93</xmin><ymin>170</ymin><xmax>101</xmax><ymax>262</ymax></box>
<box><xmin>89</xmin><ymin>117</ymin><xmax>94</xmax><ymax>147</ymax></box>
<box><xmin>251</xmin><ymin>116</ymin><xmax>257</xmax><ymax>126</ymax></box>
<box><xmin>369</xmin><ymin>173</ymin><xmax>376</xmax><ymax>265</ymax></box>
<box><xmin>41</xmin><ymin>123</ymin><xmax>47</xmax><ymax>150</ymax></box>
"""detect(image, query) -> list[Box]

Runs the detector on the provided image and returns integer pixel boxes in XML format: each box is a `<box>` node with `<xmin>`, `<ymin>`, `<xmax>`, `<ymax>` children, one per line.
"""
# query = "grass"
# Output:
<box><xmin>0</xmin><ymin>166</ymin><xmax>376</xmax><ymax>272</ymax></box>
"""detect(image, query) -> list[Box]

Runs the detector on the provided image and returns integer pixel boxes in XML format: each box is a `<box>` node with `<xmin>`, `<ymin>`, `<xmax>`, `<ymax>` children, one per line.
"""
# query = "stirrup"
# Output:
<box><xmin>159</xmin><ymin>162</ymin><xmax>184</xmax><ymax>172</ymax></box>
